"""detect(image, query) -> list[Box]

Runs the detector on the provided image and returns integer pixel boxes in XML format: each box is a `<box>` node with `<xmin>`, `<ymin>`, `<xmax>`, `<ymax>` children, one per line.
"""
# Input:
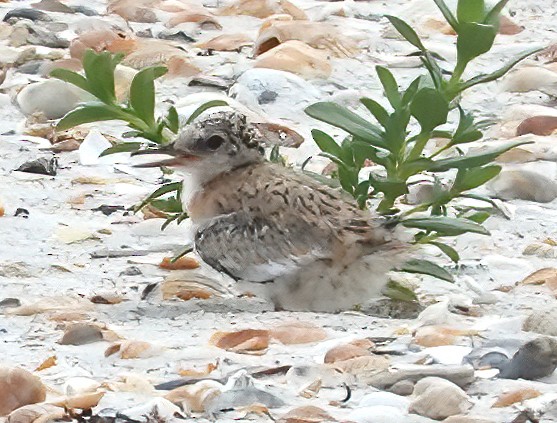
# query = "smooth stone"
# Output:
<box><xmin>358</xmin><ymin>391</ymin><xmax>410</xmax><ymax>409</ymax></box>
<box><xmin>3</xmin><ymin>8</ymin><xmax>51</xmax><ymax>22</ymax></box>
<box><xmin>410</xmin><ymin>377</ymin><xmax>473</xmax><ymax>420</ymax></box>
<box><xmin>232</xmin><ymin>68</ymin><xmax>321</xmax><ymax>110</ymax></box>
<box><xmin>443</xmin><ymin>416</ymin><xmax>496</xmax><ymax>423</ymax></box>
<box><xmin>363</xmin><ymin>364</ymin><xmax>475</xmax><ymax>389</ymax></box>
<box><xmin>388</xmin><ymin>380</ymin><xmax>415</xmax><ymax>396</ymax></box>
<box><xmin>488</xmin><ymin>170</ymin><xmax>557</xmax><ymax>203</ymax></box>
<box><xmin>15</xmin><ymin>157</ymin><xmax>58</xmax><ymax>176</ymax></box>
<box><xmin>499</xmin><ymin>337</ymin><xmax>557</xmax><ymax>380</ymax></box>
<box><xmin>347</xmin><ymin>405</ymin><xmax>407</xmax><ymax>423</ymax></box>
<box><xmin>523</xmin><ymin>307</ymin><xmax>557</xmax><ymax>336</ymax></box>
<box><xmin>16</xmin><ymin>79</ymin><xmax>92</xmax><ymax>119</ymax></box>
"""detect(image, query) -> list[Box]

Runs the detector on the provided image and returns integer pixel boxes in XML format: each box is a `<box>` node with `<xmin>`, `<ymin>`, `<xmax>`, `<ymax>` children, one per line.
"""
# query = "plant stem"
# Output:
<box><xmin>407</xmin><ymin>132</ymin><xmax>430</xmax><ymax>161</ymax></box>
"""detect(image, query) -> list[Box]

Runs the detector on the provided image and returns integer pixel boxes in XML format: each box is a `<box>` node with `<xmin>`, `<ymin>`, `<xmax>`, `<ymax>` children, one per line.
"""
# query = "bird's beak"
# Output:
<box><xmin>131</xmin><ymin>144</ymin><xmax>200</xmax><ymax>168</ymax></box>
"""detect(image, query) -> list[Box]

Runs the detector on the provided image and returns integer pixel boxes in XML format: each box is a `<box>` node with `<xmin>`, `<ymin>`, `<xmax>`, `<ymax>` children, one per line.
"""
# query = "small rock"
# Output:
<box><xmin>120</xmin><ymin>266</ymin><xmax>142</xmax><ymax>276</ymax></box>
<box><xmin>0</xmin><ymin>367</ymin><xmax>46</xmax><ymax>416</ymax></box>
<box><xmin>365</xmin><ymin>364</ymin><xmax>475</xmax><ymax>390</ymax></box>
<box><xmin>359</xmin><ymin>391</ymin><xmax>410</xmax><ymax>409</ymax></box>
<box><xmin>347</xmin><ymin>405</ymin><xmax>407</xmax><ymax>423</ymax></box>
<box><xmin>59</xmin><ymin>323</ymin><xmax>103</xmax><ymax>345</ymax></box>
<box><xmin>523</xmin><ymin>307</ymin><xmax>557</xmax><ymax>336</ymax></box>
<box><xmin>16</xmin><ymin>157</ymin><xmax>57</xmax><ymax>176</ymax></box>
<box><xmin>16</xmin><ymin>79</ymin><xmax>91</xmax><ymax>119</ymax></box>
<box><xmin>0</xmin><ymin>298</ymin><xmax>21</xmax><ymax>309</ymax></box>
<box><xmin>410</xmin><ymin>377</ymin><xmax>473</xmax><ymax>420</ymax></box>
<box><xmin>488</xmin><ymin>170</ymin><xmax>557</xmax><ymax>203</ymax></box>
<box><xmin>3</xmin><ymin>8</ymin><xmax>51</xmax><ymax>22</ymax></box>
<box><xmin>499</xmin><ymin>337</ymin><xmax>557</xmax><ymax>380</ymax></box>
<box><xmin>388</xmin><ymin>380</ymin><xmax>415</xmax><ymax>396</ymax></box>
<box><xmin>443</xmin><ymin>417</ymin><xmax>495</xmax><ymax>423</ymax></box>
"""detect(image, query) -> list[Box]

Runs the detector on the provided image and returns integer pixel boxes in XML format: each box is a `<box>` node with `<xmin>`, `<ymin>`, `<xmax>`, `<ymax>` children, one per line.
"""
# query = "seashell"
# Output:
<box><xmin>270</xmin><ymin>321</ymin><xmax>327</xmax><ymax>344</ymax></box>
<box><xmin>324</xmin><ymin>344</ymin><xmax>371</xmax><ymax>363</ymax></box>
<box><xmin>218</xmin><ymin>0</ymin><xmax>306</xmax><ymax>20</ymax></box>
<box><xmin>0</xmin><ymin>367</ymin><xmax>46</xmax><ymax>416</ymax></box>
<box><xmin>255</xmin><ymin>40</ymin><xmax>331</xmax><ymax>79</ymax></box>
<box><xmin>254</xmin><ymin>21</ymin><xmax>357</xmax><ymax>58</ymax></box>
<box><xmin>59</xmin><ymin>323</ymin><xmax>104</xmax><ymax>345</ymax></box>
<box><xmin>516</xmin><ymin>116</ymin><xmax>557</xmax><ymax>136</ymax></box>
<box><xmin>210</xmin><ymin>329</ymin><xmax>270</xmax><ymax>353</ymax></box>
<box><xmin>166</xmin><ymin>12</ymin><xmax>221</xmax><ymax>29</ymax></box>
<box><xmin>195</xmin><ymin>33</ymin><xmax>253</xmax><ymax>51</ymax></box>
<box><xmin>107</xmin><ymin>0</ymin><xmax>159</xmax><ymax>23</ymax></box>
<box><xmin>165</xmin><ymin>380</ymin><xmax>223</xmax><ymax>413</ymax></box>
<box><xmin>159</xmin><ymin>256</ymin><xmax>200</xmax><ymax>270</ymax></box>
<box><xmin>6</xmin><ymin>404</ymin><xmax>65</xmax><ymax>423</ymax></box>
<box><xmin>50</xmin><ymin>391</ymin><xmax>104</xmax><ymax>409</ymax></box>
<box><xmin>278</xmin><ymin>405</ymin><xmax>335</xmax><ymax>423</ymax></box>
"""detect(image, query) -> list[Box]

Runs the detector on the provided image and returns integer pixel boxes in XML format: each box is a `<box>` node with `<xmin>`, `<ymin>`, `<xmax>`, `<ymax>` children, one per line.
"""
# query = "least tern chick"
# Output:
<box><xmin>137</xmin><ymin>110</ymin><xmax>407</xmax><ymax>312</ymax></box>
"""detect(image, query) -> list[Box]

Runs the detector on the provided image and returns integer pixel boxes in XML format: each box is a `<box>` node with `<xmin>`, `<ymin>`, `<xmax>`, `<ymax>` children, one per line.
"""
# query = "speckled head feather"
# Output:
<box><xmin>174</xmin><ymin>110</ymin><xmax>265</xmax><ymax>160</ymax></box>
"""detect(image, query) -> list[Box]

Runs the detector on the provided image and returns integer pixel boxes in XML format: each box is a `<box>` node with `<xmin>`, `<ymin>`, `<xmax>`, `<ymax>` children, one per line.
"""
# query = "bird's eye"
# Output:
<box><xmin>205</xmin><ymin>135</ymin><xmax>225</xmax><ymax>150</ymax></box>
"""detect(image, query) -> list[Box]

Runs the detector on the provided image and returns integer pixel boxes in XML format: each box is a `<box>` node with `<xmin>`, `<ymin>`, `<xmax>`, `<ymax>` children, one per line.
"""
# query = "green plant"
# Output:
<box><xmin>305</xmin><ymin>0</ymin><xmax>540</xmax><ymax>279</ymax></box>
<box><xmin>50</xmin><ymin>50</ymin><xmax>225</xmax><ymax>227</ymax></box>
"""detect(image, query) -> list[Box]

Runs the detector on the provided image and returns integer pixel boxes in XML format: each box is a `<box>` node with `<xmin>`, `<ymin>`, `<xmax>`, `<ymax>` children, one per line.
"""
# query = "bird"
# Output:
<box><xmin>136</xmin><ymin>110</ymin><xmax>407</xmax><ymax>312</ymax></box>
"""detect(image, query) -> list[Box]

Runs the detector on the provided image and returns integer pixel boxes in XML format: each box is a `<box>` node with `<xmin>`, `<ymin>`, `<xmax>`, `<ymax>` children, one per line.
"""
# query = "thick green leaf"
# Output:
<box><xmin>456</xmin><ymin>22</ymin><xmax>497</xmax><ymax>65</ymax></box>
<box><xmin>150</xmin><ymin>197</ymin><xmax>182</xmax><ymax>214</ymax></box>
<box><xmin>457</xmin><ymin>0</ymin><xmax>485</xmax><ymax>23</ymax></box>
<box><xmin>165</xmin><ymin>106</ymin><xmax>180</xmax><ymax>133</ymax></box>
<box><xmin>452</xmin><ymin>165</ymin><xmax>501</xmax><ymax>192</ymax></box>
<box><xmin>369</xmin><ymin>175</ymin><xmax>408</xmax><ymax>197</ymax></box>
<box><xmin>305</xmin><ymin>102</ymin><xmax>386</xmax><ymax>148</ymax></box>
<box><xmin>360</xmin><ymin>98</ymin><xmax>389</xmax><ymax>128</ymax></box>
<box><xmin>312</xmin><ymin>129</ymin><xmax>343</xmax><ymax>159</ymax></box>
<box><xmin>186</xmin><ymin>100</ymin><xmax>228</xmax><ymax>124</ymax></box>
<box><xmin>337</xmin><ymin>164</ymin><xmax>358</xmax><ymax>194</ymax></box>
<box><xmin>410</xmin><ymin>88</ymin><xmax>449</xmax><ymax>131</ymax></box>
<box><xmin>396</xmin><ymin>258</ymin><xmax>454</xmax><ymax>282</ymax></box>
<box><xmin>56</xmin><ymin>104</ymin><xmax>120</xmax><ymax>131</ymax></box>
<box><xmin>433</xmin><ymin>0</ymin><xmax>459</xmax><ymax>31</ymax></box>
<box><xmin>484</xmin><ymin>0</ymin><xmax>510</xmax><ymax>25</ymax></box>
<box><xmin>130</xmin><ymin>66</ymin><xmax>168</xmax><ymax>126</ymax></box>
<box><xmin>382</xmin><ymin>279</ymin><xmax>418</xmax><ymax>302</ymax></box>
<box><xmin>429</xmin><ymin>140</ymin><xmax>532</xmax><ymax>171</ymax></box>
<box><xmin>464</xmin><ymin>211</ymin><xmax>491</xmax><ymax>224</ymax></box>
<box><xmin>459</xmin><ymin>47</ymin><xmax>543</xmax><ymax>91</ymax></box>
<box><xmin>429</xmin><ymin>241</ymin><xmax>460</xmax><ymax>263</ymax></box>
<box><xmin>399</xmin><ymin>158</ymin><xmax>434</xmax><ymax>178</ymax></box>
<box><xmin>49</xmin><ymin>68</ymin><xmax>90</xmax><ymax>93</ymax></box>
<box><xmin>135</xmin><ymin>181</ymin><xmax>182</xmax><ymax>212</ymax></box>
<box><xmin>376</xmin><ymin>66</ymin><xmax>401</xmax><ymax>108</ymax></box>
<box><xmin>82</xmin><ymin>50</ymin><xmax>122</xmax><ymax>104</ymax></box>
<box><xmin>450</xmin><ymin>107</ymin><xmax>483</xmax><ymax>146</ymax></box>
<box><xmin>402</xmin><ymin>216</ymin><xmax>490</xmax><ymax>236</ymax></box>
<box><xmin>402</xmin><ymin>76</ymin><xmax>423</xmax><ymax>105</ymax></box>
<box><xmin>385</xmin><ymin>15</ymin><xmax>426</xmax><ymax>51</ymax></box>
<box><xmin>100</xmin><ymin>142</ymin><xmax>142</xmax><ymax>157</ymax></box>
<box><xmin>420</xmin><ymin>53</ymin><xmax>445</xmax><ymax>90</ymax></box>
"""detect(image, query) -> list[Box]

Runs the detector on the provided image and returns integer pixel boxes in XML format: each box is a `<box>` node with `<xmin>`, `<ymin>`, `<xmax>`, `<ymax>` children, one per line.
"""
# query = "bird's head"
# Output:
<box><xmin>134</xmin><ymin>110</ymin><xmax>265</xmax><ymax>177</ymax></box>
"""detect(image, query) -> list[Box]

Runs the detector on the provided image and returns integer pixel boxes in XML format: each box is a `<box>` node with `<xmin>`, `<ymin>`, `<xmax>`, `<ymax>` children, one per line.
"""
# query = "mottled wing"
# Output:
<box><xmin>194</xmin><ymin>212</ymin><xmax>331</xmax><ymax>282</ymax></box>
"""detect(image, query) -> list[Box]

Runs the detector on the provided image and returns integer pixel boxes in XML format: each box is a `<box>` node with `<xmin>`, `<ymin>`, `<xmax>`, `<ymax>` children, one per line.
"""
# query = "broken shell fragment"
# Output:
<box><xmin>255</xmin><ymin>40</ymin><xmax>332</xmax><ymax>79</ymax></box>
<box><xmin>254</xmin><ymin>21</ymin><xmax>357</xmax><ymax>57</ymax></box>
